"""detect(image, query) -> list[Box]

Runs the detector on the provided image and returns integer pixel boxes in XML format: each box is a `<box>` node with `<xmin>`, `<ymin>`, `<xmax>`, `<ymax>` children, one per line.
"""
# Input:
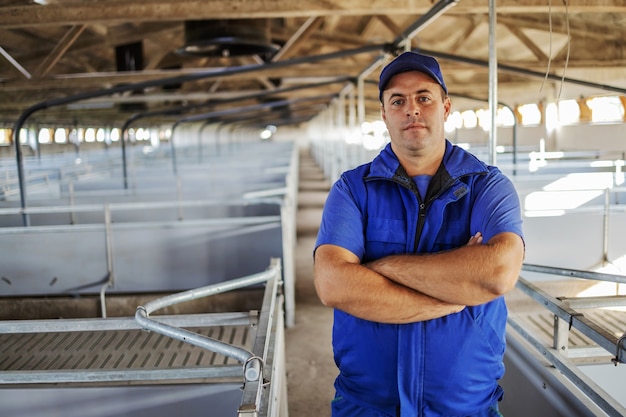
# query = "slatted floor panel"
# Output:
<box><xmin>509</xmin><ymin>310</ymin><xmax>625</xmax><ymax>345</ymax></box>
<box><xmin>0</xmin><ymin>325</ymin><xmax>252</xmax><ymax>379</ymax></box>
<box><xmin>507</xmin><ymin>283</ymin><xmax>626</xmax><ymax>362</ymax></box>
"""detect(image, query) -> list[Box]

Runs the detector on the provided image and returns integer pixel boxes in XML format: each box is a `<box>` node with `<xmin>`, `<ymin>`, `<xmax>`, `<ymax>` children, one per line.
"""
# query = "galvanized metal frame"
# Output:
<box><xmin>0</xmin><ymin>259</ymin><xmax>286</xmax><ymax>417</ymax></box>
<box><xmin>508</xmin><ymin>265</ymin><xmax>626</xmax><ymax>417</ymax></box>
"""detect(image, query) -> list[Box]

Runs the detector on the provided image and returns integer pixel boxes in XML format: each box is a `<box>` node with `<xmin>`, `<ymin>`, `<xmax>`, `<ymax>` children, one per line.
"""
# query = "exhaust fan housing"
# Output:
<box><xmin>176</xmin><ymin>19</ymin><xmax>280</xmax><ymax>57</ymax></box>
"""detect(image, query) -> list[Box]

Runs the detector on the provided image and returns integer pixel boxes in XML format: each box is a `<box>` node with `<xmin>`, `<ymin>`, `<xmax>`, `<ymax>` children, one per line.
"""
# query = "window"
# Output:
<box><xmin>497</xmin><ymin>107</ymin><xmax>515</xmax><ymax>127</ymax></box>
<box><xmin>558</xmin><ymin>100</ymin><xmax>580</xmax><ymax>125</ymax></box>
<box><xmin>54</xmin><ymin>128</ymin><xmax>67</xmax><ymax>143</ymax></box>
<box><xmin>461</xmin><ymin>110</ymin><xmax>478</xmax><ymax>128</ymax></box>
<box><xmin>38</xmin><ymin>128</ymin><xmax>51</xmax><ymax>144</ymax></box>
<box><xmin>444</xmin><ymin>111</ymin><xmax>463</xmax><ymax>132</ymax></box>
<box><xmin>110</xmin><ymin>128</ymin><xmax>120</xmax><ymax>142</ymax></box>
<box><xmin>517</xmin><ymin>104</ymin><xmax>542</xmax><ymax>125</ymax></box>
<box><xmin>587</xmin><ymin>96</ymin><xmax>624</xmax><ymax>123</ymax></box>
<box><xmin>84</xmin><ymin>128</ymin><xmax>96</xmax><ymax>142</ymax></box>
<box><xmin>0</xmin><ymin>129</ymin><xmax>8</xmax><ymax>144</ymax></box>
<box><xmin>476</xmin><ymin>109</ymin><xmax>491</xmax><ymax>131</ymax></box>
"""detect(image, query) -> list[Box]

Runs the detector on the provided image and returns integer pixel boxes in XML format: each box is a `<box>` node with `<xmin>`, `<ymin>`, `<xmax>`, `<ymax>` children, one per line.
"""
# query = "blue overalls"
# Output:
<box><xmin>316</xmin><ymin>141</ymin><xmax>523</xmax><ymax>416</ymax></box>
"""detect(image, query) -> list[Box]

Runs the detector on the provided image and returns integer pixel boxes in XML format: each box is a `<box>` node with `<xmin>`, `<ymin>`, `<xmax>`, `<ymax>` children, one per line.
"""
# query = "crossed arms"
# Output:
<box><xmin>313</xmin><ymin>231</ymin><xmax>525</xmax><ymax>324</ymax></box>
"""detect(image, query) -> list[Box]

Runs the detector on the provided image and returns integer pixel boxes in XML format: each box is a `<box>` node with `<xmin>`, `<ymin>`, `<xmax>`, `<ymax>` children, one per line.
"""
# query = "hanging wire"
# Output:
<box><xmin>556</xmin><ymin>0</ymin><xmax>572</xmax><ymax>102</ymax></box>
<box><xmin>539</xmin><ymin>0</ymin><xmax>554</xmax><ymax>93</ymax></box>
<box><xmin>540</xmin><ymin>0</ymin><xmax>571</xmax><ymax>103</ymax></box>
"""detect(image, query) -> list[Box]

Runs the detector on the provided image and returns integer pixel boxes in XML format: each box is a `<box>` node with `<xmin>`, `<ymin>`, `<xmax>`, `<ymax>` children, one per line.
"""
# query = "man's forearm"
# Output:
<box><xmin>365</xmin><ymin>232</ymin><xmax>524</xmax><ymax>306</ymax></box>
<box><xmin>328</xmin><ymin>274</ymin><xmax>465</xmax><ymax>324</ymax></box>
<box><xmin>314</xmin><ymin>244</ymin><xmax>465</xmax><ymax>323</ymax></box>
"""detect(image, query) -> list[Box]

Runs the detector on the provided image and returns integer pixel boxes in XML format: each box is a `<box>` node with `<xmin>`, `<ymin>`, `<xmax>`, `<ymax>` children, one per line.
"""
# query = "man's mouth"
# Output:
<box><xmin>404</xmin><ymin>123</ymin><xmax>425</xmax><ymax>130</ymax></box>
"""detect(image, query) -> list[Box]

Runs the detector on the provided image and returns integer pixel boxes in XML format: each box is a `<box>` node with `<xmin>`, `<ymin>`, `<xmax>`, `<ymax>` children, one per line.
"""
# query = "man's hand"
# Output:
<box><xmin>467</xmin><ymin>232</ymin><xmax>483</xmax><ymax>246</ymax></box>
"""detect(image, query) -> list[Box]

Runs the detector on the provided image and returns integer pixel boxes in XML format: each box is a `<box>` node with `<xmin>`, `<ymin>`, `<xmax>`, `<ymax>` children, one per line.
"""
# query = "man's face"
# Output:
<box><xmin>380</xmin><ymin>70</ymin><xmax>451</xmax><ymax>156</ymax></box>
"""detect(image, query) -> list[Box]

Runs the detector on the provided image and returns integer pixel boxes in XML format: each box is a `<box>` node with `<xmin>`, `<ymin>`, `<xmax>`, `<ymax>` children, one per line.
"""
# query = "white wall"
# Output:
<box><xmin>449</xmin><ymin>122</ymin><xmax>625</xmax><ymax>155</ymax></box>
<box><xmin>557</xmin><ymin>123</ymin><xmax>626</xmax><ymax>156</ymax></box>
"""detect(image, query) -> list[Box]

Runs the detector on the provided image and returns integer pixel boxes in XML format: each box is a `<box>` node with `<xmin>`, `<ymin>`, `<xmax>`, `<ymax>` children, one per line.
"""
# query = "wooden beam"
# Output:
<box><xmin>447</xmin><ymin>16</ymin><xmax>482</xmax><ymax>54</ymax></box>
<box><xmin>498</xmin><ymin>15</ymin><xmax>622</xmax><ymax>42</ymax></box>
<box><xmin>271</xmin><ymin>16</ymin><xmax>325</xmax><ymax>62</ymax></box>
<box><xmin>503</xmin><ymin>23</ymin><xmax>549</xmax><ymax>62</ymax></box>
<box><xmin>374</xmin><ymin>15</ymin><xmax>403</xmax><ymax>38</ymax></box>
<box><xmin>2</xmin><ymin>0</ymin><xmax>624</xmax><ymax>28</ymax></box>
<box><xmin>32</xmin><ymin>24</ymin><xmax>86</xmax><ymax>78</ymax></box>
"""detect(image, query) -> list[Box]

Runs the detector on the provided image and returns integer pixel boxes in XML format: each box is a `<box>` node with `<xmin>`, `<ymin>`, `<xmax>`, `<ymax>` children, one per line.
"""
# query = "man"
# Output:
<box><xmin>314</xmin><ymin>51</ymin><xmax>525</xmax><ymax>417</ymax></box>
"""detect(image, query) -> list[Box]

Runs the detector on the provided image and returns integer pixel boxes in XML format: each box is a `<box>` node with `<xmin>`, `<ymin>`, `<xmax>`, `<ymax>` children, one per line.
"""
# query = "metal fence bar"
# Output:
<box><xmin>523</xmin><ymin>264</ymin><xmax>626</xmax><ymax>285</ymax></box>
<box><xmin>239</xmin><ymin>259</ymin><xmax>281</xmax><ymax>414</ymax></box>
<box><xmin>0</xmin><ymin>197</ymin><xmax>283</xmax><ymax>217</ymax></box>
<box><xmin>510</xmin><ymin>264</ymin><xmax>626</xmax><ymax>417</ymax></box>
<box><xmin>507</xmin><ymin>318</ymin><xmax>626</xmax><ymax>417</ymax></box>
<box><xmin>515</xmin><ymin>277</ymin><xmax>626</xmax><ymax>360</ymax></box>
<box><xmin>135</xmin><ymin>263</ymin><xmax>281</xmax><ymax>383</ymax></box>
<box><xmin>0</xmin><ymin>312</ymin><xmax>252</xmax><ymax>334</ymax></box>
<box><xmin>0</xmin><ymin>366</ymin><xmax>243</xmax><ymax>385</ymax></box>
<box><xmin>0</xmin><ymin>216</ymin><xmax>281</xmax><ymax>235</ymax></box>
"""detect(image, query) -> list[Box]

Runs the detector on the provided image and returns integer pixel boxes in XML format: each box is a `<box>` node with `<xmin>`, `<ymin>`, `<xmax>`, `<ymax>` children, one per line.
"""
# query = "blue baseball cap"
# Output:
<box><xmin>378</xmin><ymin>52</ymin><xmax>447</xmax><ymax>102</ymax></box>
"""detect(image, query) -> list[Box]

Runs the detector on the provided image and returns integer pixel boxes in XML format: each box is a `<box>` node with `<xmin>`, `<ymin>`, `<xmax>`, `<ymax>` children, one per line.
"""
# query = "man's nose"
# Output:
<box><xmin>406</xmin><ymin>100</ymin><xmax>420</xmax><ymax>115</ymax></box>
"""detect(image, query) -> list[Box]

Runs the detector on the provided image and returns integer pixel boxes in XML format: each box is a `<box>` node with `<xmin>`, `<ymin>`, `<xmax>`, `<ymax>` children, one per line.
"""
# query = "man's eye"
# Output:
<box><xmin>418</xmin><ymin>96</ymin><xmax>431</xmax><ymax>102</ymax></box>
<box><xmin>391</xmin><ymin>99</ymin><xmax>404</xmax><ymax>106</ymax></box>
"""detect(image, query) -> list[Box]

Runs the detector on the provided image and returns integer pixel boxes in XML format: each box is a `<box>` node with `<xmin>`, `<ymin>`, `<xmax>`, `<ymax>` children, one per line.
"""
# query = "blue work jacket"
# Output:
<box><xmin>316</xmin><ymin>141</ymin><xmax>524</xmax><ymax>417</ymax></box>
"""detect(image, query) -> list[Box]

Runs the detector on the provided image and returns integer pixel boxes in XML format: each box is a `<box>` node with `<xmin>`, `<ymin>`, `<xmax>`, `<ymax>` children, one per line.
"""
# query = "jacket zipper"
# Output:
<box><xmin>414</xmin><ymin>201</ymin><xmax>426</xmax><ymax>253</ymax></box>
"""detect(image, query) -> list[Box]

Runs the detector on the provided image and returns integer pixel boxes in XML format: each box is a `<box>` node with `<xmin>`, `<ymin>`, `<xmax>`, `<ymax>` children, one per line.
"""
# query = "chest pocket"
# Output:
<box><xmin>431</xmin><ymin>196</ymin><xmax>472</xmax><ymax>252</ymax></box>
<box><xmin>364</xmin><ymin>217</ymin><xmax>407</xmax><ymax>260</ymax></box>
<box><xmin>432</xmin><ymin>220</ymin><xmax>469</xmax><ymax>251</ymax></box>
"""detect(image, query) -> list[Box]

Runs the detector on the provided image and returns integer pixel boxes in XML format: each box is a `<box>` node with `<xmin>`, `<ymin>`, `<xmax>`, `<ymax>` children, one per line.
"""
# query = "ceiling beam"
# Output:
<box><xmin>2</xmin><ymin>0</ymin><xmax>624</xmax><ymax>28</ymax></box>
<box><xmin>497</xmin><ymin>15</ymin><xmax>623</xmax><ymax>42</ymax></box>
<box><xmin>502</xmin><ymin>23</ymin><xmax>549</xmax><ymax>62</ymax></box>
<box><xmin>271</xmin><ymin>16</ymin><xmax>325</xmax><ymax>62</ymax></box>
<box><xmin>32</xmin><ymin>24</ymin><xmax>87</xmax><ymax>78</ymax></box>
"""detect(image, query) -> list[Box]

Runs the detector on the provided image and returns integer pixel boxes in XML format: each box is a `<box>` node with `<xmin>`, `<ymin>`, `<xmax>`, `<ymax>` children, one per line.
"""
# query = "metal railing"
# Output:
<box><xmin>508</xmin><ymin>264</ymin><xmax>626</xmax><ymax>417</ymax></box>
<box><xmin>0</xmin><ymin>259</ymin><xmax>286</xmax><ymax>417</ymax></box>
<box><xmin>0</xmin><ymin>199</ymin><xmax>283</xmax><ymax>313</ymax></box>
<box><xmin>135</xmin><ymin>268</ymin><xmax>278</xmax><ymax>383</ymax></box>
<box><xmin>0</xmin><ymin>142</ymin><xmax>299</xmax><ymax>328</ymax></box>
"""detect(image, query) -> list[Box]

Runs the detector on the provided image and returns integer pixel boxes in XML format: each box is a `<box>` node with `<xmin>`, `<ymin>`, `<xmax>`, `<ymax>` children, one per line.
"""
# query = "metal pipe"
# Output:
<box><xmin>353</xmin><ymin>0</ymin><xmax>459</xmax><ymax>129</ymax></box>
<box><xmin>0</xmin><ymin>366</ymin><xmax>243</xmax><ymax>385</ymax></box>
<box><xmin>239</xmin><ymin>259</ymin><xmax>282</xmax><ymax>413</ymax></box>
<box><xmin>135</xmin><ymin>268</ymin><xmax>278</xmax><ymax>382</ymax></box>
<box><xmin>522</xmin><ymin>263</ymin><xmax>626</xmax><ymax>284</ymax></box>
<box><xmin>0</xmin><ymin>312</ymin><xmax>252</xmax><ymax>334</ymax></box>
<box><xmin>392</xmin><ymin>0</ymin><xmax>459</xmax><ymax>50</ymax></box>
<box><xmin>99</xmin><ymin>203</ymin><xmax>114</xmax><ymax>318</ymax></box>
<box><xmin>164</xmin><ymin>93</ymin><xmax>336</xmax><ymax>175</ymax></box>
<box><xmin>488</xmin><ymin>0</ymin><xmax>498</xmax><ymax>165</ymax></box>
<box><xmin>176</xmin><ymin>93</ymin><xmax>338</xmax><ymax>125</ymax></box>
<box><xmin>515</xmin><ymin>277</ymin><xmax>626</xmax><ymax>361</ymax></box>
<box><xmin>507</xmin><ymin>317</ymin><xmax>626</xmax><ymax>417</ymax></box>
<box><xmin>11</xmin><ymin>44</ymin><xmax>385</xmax><ymax>226</ymax></box>
<box><xmin>602</xmin><ymin>187</ymin><xmax>610</xmax><ymax>267</ymax></box>
<box><xmin>197</xmin><ymin>120</ymin><xmax>211</xmax><ymax>163</ymax></box>
<box><xmin>124</xmin><ymin>78</ymin><xmax>352</xmax><ymax>129</ymax></box>
<box><xmin>169</xmin><ymin>121</ymin><xmax>180</xmax><ymax>176</ymax></box>
<box><xmin>123</xmin><ymin>78</ymin><xmax>352</xmax><ymax>185</ymax></box>
<box><xmin>418</xmin><ymin>48</ymin><xmax>626</xmax><ymax>96</ymax></box>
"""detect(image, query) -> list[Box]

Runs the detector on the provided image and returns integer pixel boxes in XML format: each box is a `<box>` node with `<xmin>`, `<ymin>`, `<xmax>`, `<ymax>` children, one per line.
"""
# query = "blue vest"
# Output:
<box><xmin>316</xmin><ymin>141</ymin><xmax>524</xmax><ymax>416</ymax></box>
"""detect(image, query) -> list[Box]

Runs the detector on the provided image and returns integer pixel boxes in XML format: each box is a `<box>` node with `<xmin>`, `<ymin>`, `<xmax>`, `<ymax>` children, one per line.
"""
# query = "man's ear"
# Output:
<box><xmin>443</xmin><ymin>97</ymin><xmax>451</xmax><ymax>120</ymax></box>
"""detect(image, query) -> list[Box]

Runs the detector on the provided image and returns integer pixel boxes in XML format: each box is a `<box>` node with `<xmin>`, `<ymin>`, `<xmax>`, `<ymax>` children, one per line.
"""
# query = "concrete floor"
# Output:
<box><xmin>284</xmin><ymin>149</ymin><xmax>336</xmax><ymax>417</ymax></box>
